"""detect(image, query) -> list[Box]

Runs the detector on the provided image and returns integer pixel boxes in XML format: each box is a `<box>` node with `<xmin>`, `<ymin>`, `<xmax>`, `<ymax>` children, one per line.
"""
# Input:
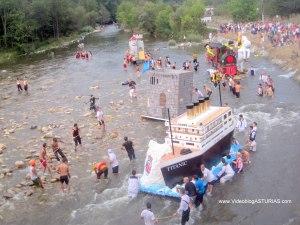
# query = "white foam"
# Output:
<box><xmin>279</xmin><ymin>71</ymin><xmax>296</xmax><ymax>79</ymax></box>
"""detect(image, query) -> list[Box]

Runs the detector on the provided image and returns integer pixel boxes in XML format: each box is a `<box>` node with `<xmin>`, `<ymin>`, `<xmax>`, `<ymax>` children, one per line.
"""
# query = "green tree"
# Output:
<box><xmin>116</xmin><ymin>1</ymin><xmax>138</xmax><ymax>31</ymax></box>
<box><xmin>227</xmin><ymin>0</ymin><xmax>259</xmax><ymax>22</ymax></box>
<box><xmin>155</xmin><ymin>6</ymin><xmax>173</xmax><ymax>37</ymax></box>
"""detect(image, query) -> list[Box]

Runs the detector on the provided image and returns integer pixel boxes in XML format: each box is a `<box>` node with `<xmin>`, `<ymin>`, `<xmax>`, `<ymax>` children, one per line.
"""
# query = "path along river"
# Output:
<box><xmin>0</xmin><ymin>25</ymin><xmax>299</xmax><ymax>225</ymax></box>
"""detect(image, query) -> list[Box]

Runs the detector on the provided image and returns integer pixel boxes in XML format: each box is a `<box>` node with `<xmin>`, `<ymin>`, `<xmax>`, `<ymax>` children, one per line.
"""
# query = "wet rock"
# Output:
<box><xmin>25</xmin><ymin>155</ymin><xmax>32</xmax><ymax>159</ymax></box>
<box><xmin>110</xmin><ymin>131</ymin><xmax>118</xmax><ymax>139</ymax></box>
<box><xmin>43</xmin><ymin>131</ymin><xmax>54</xmax><ymax>139</ymax></box>
<box><xmin>15</xmin><ymin>184</ymin><xmax>22</xmax><ymax>188</ymax></box>
<box><xmin>89</xmin><ymin>85</ymin><xmax>99</xmax><ymax>90</ymax></box>
<box><xmin>84</xmin><ymin>112</ymin><xmax>92</xmax><ymax>117</ymax></box>
<box><xmin>75</xmin><ymin>96</ymin><xmax>82</xmax><ymax>100</ymax></box>
<box><xmin>25</xmin><ymin>189</ymin><xmax>34</xmax><ymax>197</ymax></box>
<box><xmin>41</xmin><ymin>127</ymin><xmax>49</xmax><ymax>133</ymax></box>
<box><xmin>118</xmin><ymin>100</ymin><xmax>124</xmax><ymax>105</ymax></box>
<box><xmin>0</xmin><ymin>144</ymin><xmax>6</xmax><ymax>151</ymax></box>
<box><xmin>6</xmin><ymin>172</ymin><xmax>12</xmax><ymax>177</ymax></box>
<box><xmin>30</xmin><ymin>125</ymin><xmax>38</xmax><ymax>130</ymax></box>
<box><xmin>50</xmin><ymin>177</ymin><xmax>59</xmax><ymax>183</ymax></box>
<box><xmin>15</xmin><ymin>161</ymin><xmax>25</xmax><ymax>169</ymax></box>
<box><xmin>3</xmin><ymin>192</ymin><xmax>13</xmax><ymax>199</ymax></box>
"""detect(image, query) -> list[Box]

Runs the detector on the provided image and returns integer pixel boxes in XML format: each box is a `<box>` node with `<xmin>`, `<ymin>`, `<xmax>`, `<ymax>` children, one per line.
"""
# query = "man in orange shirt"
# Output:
<box><xmin>94</xmin><ymin>160</ymin><xmax>108</xmax><ymax>179</ymax></box>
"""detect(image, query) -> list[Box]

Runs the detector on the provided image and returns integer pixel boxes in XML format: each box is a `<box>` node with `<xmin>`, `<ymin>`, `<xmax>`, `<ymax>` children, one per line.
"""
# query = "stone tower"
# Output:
<box><xmin>145</xmin><ymin>69</ymin><xmax>194</xmax><ymax>119</ymax></box>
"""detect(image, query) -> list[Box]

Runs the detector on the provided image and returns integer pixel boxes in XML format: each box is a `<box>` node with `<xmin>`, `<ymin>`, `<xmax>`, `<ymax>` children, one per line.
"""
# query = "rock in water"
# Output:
<box><xmin>110</xmin><ymin>132</ymin><xmax>118</xmax><ymax>139</ymax></box>
<box><xmin>30</xmin><ymin>125</ymin><xmax>38</xmax><ymax>130</ymax></box>
<box><xmin>0</xmin><ymin>144</ymin><xmax>6</xmax><ymax>151</ymax></box>
<box><xmin>43</xmin><ymin>132</ymin><xmax>54</xmax><ymax>139</ymax></box>
<box><xmin>25</xmin><ymin>189</ymin><xmax>34</xmax><ymax>197</ymax></box>
<box><xmin>3</xmin><ymin>192</ymin><xmax>13</xmax><ymax>199</ymax></box>
<box><xmin>15</xmin><ymin>161</ymin><xmax>25</xmax><ymax>169</ymax></box>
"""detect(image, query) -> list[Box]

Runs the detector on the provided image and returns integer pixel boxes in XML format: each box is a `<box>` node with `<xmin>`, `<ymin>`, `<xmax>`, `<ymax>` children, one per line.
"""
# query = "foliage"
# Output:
<box><xmin>226</xmin><ymin>0</ymin><xmax>259</xmax><ymax>22</ymax></box>
<box><xmin>0</xmin><ymin>0</ymin><xmax>118</xmax><ymax>52</ymax></box>
<box><xmin>117</xmin><ymin>0</ymin><xmax>207</xmax><ymax>40</ymax></box>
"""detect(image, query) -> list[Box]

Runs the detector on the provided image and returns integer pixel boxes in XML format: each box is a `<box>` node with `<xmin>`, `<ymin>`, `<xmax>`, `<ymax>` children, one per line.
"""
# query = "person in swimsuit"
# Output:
<box><xmin>39</xmin><ymin>143</ymin><xmax>52</xmax><ymax>176</ymax></box>
<box><xmin>28</xmin><ymin>159</ymin><xmax>44</xmax><ymax>189</ymax></box>
<box><xmin>57</xmin><ymin>158</ymin><xmax>70</xmax><ymax>192</ymax></box>
<box><xmin>94</xmin><ymin>160</ymin><xmax>108</xmax><ymax>180</ymax></box>
<box><xmin>72</xmin><ymin>123</ymin><xmax>82</xmax><ymax>151</ymax></box>
<box><xmin>52</xmin><ymin>138</ymin><xmax>67</xmax><ymax>162</ymax></box>
<box><xmin>96</xmin><ymin>107</ymin><xmax>105</xmax><ymax>131</ymax></box>
<box><xmin>17</xmin><ymin>78</ymin><xmax>23</xmax><ymax>92</ymax></box>
<box><xmin>234</xmin><ymin>81</ymin><xmax>241</xmax><ymax>98</ymax></box>
<box><xmin>23</xmin><ymin>79</ymin><xmax>28</xmax><ymax>94</ymax></box>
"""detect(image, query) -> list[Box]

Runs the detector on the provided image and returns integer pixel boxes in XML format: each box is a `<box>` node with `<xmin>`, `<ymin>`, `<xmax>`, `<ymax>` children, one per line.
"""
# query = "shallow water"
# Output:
<box><xmin>0</xmin><ymin>25</ymin><xmax>299</xmax><ymax>225</ymax></box>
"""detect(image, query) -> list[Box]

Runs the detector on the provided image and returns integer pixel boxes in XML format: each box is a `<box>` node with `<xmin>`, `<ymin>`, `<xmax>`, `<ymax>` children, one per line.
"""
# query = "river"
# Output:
<box><xmin>0</xmin><ymin>25</ymin><xmax>299</xmax><ymax>225</ymax></box>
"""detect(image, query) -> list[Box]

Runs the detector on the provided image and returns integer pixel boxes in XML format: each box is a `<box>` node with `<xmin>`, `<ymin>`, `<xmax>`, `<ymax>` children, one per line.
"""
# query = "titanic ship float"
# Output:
<box><xmin>140</xmin><ymin>98</ymin><xmax>237</xmax><ymax>198</ymax></box>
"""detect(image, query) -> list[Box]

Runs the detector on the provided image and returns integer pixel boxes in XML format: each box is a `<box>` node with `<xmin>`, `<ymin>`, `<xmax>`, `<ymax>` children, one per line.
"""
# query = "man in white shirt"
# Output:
<box><xmin>201</xmin><ymin>164</ymin><xmax>217</xmax><ymax>196</ymax></box>
<box><xmin>141</xmin><ymin>202</ymin><xmax>157</xmax><ymax>225</ymax></box>
<box><xmin>107</xmin><ymin>149</ymin><xmax>119</xmax><ymax>174</ymax></box>
<box><xmin>218</xmin><ymin>158</ymin><xmax>235</xmax><ymax>184</ymax></box>
<box><xmin>236</xmin><ymin>114</ymin><xmax>247</xmax><ymax>132</ymax></box>
<box><xmin>174</xmin><ymin>188</ymin><xmax>190</xmax><ymax>225</ymax></box>
<box><xmin>128</xmin><ymin>169</ymin><xmax>139</xmax><ymax>198</ymax></box>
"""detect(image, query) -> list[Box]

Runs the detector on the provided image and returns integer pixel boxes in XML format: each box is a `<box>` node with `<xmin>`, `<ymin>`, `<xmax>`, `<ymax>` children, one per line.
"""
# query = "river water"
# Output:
<box><xmin>0</xmin><ymin>25</ymin><xmax>299</xmax><ymax>225</ymax></box>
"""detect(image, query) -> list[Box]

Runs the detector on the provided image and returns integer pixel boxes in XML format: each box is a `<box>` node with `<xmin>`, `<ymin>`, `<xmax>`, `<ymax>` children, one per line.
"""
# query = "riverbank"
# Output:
<box><xmin>0</xmin><ymin>28</ymin><xmax>103</xmax><ymax>67</ymax></box>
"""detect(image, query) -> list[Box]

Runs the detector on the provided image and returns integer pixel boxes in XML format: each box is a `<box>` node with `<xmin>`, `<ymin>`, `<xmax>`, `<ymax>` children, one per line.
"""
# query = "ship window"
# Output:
<box><xmin>224</xmin><ymin>121</ymin><xmax>228</xmax><ymax>124</ymax></box>
<box><xmin>192</xmin><ymin>129</ymin><xmax>194</xmax><ymax>132</ymax></box>
<box><xmin>186</xmin><ymin>142</ymin><xmax>194</xmax><ymax>146</ymax></box>
<box><xmin>224</xmin><ymin>114</ymin><xmax>227</xmax><ymax>119</ymax></box>
<box><xmin>178</xmin><ymin>128</ymin><xmax>181</xmax><ymax>130</ymax></box>
<box><xmin>228</xmin><ymin>111</ymin><xmax>231</xmax><ymax>116</ymax></box>
<box><xmin>197</xmin><ymin>131</ymin><xmax>200</xmax><ymax>134</ymax></box>
<box><xmin>173</xmin><ymin>140</ymin><xmax>179</xmax><ymax>143</ymax></box>
<box><xmin>195</xmin><ymin>138</ymin><xmax>197</xmax><ymax>140</ymax></box>
<box><xmin>157</xmin><ymin>78</ymin><xmax>159</xmax><ymax>84</ymax></box>
<box><xmin>229</xmin><ymin>118</ymin><xmax>232</xmax><ymax>121</ymax></box>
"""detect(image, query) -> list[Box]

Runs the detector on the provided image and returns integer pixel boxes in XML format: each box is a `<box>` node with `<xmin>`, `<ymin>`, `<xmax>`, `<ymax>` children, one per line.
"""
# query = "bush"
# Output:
<box><xmin>81</xmin><ymin>26</ymin><xmax>94</xmax><ymax>34</ymax></box>
<box><xmin>168</xmin><ymin>39</ymin><xmax>177</xmax><ymax>46</ymax></box>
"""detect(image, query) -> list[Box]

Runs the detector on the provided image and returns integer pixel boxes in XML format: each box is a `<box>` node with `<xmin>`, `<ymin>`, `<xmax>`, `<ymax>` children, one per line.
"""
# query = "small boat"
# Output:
<box><xmin>140</xmin><ymin>98</ymin><xmax>236</xmax><ymax>197</ymax></box>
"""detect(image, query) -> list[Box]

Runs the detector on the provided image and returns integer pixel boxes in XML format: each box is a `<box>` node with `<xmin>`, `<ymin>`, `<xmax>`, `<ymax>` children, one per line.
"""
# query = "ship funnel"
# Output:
<box><xmin>203</xmin><ymin>97</ymin><xmax>210</xmax><ymax>111</ymax></box>
<box><xmin>198</xmin><ymin>98</ymin><xmax>205</xmax><ymax>114</ymax></box>
<box><xmin>186</xmin><ymin>104</ymin><xmax>194</xmax><ymax>119</ymax></box>
<box><xmin>193</xmin><ymin>102</ymin><xmax>199</xmax><ymax>116</ymax></box>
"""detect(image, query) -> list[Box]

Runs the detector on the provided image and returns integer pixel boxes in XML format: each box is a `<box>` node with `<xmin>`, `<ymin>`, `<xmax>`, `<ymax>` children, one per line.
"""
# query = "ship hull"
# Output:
<box><xmin>161</xmin><ymin>130</ymin><xmax>234</xmax><ymax>188</ymax></box>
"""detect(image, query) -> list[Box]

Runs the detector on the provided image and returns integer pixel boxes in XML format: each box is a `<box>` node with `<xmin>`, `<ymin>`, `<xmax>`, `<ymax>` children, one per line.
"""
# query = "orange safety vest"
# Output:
<box><xmin>96</xmin><ymin>161</ymin><xmax>107</xmax><ymax>171</ymax></box>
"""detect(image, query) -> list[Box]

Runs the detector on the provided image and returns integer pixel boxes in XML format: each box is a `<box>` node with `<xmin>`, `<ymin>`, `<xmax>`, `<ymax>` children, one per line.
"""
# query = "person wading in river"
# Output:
<box><xmin>107</xmin><ymin>149</ymin><xmax>119</xmax><ymax>174</ymax></box>
<box><xmin>23</xmin><ymin>78</ymin><xmax>29</xmax><ymax>94</ymax></box>
<box><xmin>96</xmin><ymin>107</ymin><xmax>105</xmax><ymax>131</ymax></box>
<box><xmin>122</xmin><ymin>136</ymin><xmax>136</xmax><ymax>161</ymax></box>
<box><xmin>16</xmin><ymin>78</ymin><xmax>23</xmax><ymax>92</ymax></box>
<box><xmin>173</xmin><ymin>188</ymin><xmax>190</xmax><ymax>225</ymax></box>
<box><xmin>94</xmin><ymin>159</ymin><xmax>108</xmax><ymax>180</ymax></box>
<box><xmin>72</xmin><ymin>123</ymin><xmax>82</xmax><ymax>151</ymax></box>
<box><xmin>57</xmin><ymin>158</ymin><xmax>70</xmax><ymax>192</ymax></box>
<box><xmin>141</xmin><ymin>202</ymin><xmax>157</xmax><ymax>225</ymax></box>
<box><xmin>52</xmin><ymin>138</ymin><xmax>67</xmax><ymax>162</ymax></box>
<box><xmin>28</xmin><ymin>159</ymin><xmax>44</xmax><ymax>189</ymax></box>
<box><xmin>128</xmin><ymin>169</ymin><xmax>139</xmax><ymax>198</ymax></box>
<box><xmin>39</xmin><ymin>143</ymin><xmax>52</xmax><ymax>176</ymax></box>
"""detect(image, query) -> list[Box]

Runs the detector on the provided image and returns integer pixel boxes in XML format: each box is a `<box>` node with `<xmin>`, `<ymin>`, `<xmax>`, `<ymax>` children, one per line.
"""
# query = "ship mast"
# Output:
<box><xmin>167</xmin><ymin>108</ymin><xmax>175</xmax><ymax>155</ymax></box>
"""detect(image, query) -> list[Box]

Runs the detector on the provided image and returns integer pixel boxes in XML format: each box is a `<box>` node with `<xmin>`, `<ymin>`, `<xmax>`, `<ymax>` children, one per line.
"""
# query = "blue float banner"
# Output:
<box><xmin>142</xmin><ymin>60</ymin><xmax>150</xmax><ymax>74</ymax></box>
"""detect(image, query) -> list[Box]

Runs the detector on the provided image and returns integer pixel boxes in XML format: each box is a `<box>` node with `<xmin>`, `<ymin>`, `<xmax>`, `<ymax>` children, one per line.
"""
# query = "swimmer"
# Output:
<box><xmin>39</xmin><ymin>143</ymin><xmax>52</xmax><ymax>176</ymax></box>
<box><xmin>57</xmin><ymin>157</ymin><xmax>70</xmax><ymax>192</ymax></box>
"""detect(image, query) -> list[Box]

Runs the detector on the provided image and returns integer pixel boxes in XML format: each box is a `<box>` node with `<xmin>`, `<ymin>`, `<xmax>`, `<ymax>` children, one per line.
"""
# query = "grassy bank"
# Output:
<box><xmin>0</xmin><ymin>28</ymin><xmax>99</xmax><ymax>67</ymax></box>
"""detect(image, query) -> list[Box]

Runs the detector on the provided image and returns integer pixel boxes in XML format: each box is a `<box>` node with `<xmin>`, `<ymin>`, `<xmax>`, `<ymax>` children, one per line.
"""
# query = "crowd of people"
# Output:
<box><xmin>219</xmin><ymin>20</ymin><xmax>300</xmax><ymax>48</ymax></box>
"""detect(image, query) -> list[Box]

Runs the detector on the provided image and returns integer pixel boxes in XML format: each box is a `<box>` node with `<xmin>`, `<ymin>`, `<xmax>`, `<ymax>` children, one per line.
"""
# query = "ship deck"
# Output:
<box><xmin>174</xmin><ymin>106</ymin><xmax>230</xmax><ymax>126</ymax></box>
<box><xmin>160</xmin><ymin>146</ymin><xmax>198</xmax><ymax>161</ymax></box>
